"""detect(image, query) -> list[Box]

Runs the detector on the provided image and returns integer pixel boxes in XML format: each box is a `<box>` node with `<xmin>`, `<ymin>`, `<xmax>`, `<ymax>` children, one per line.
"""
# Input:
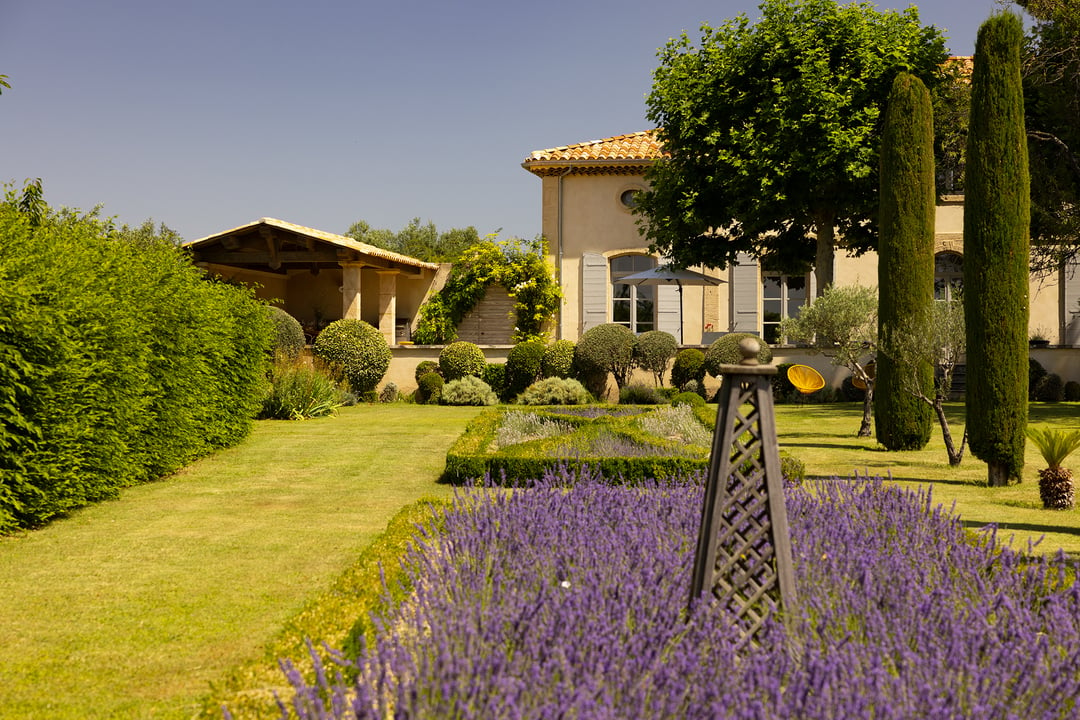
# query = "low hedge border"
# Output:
<box><xmin>443</xmin><ymin>406</ymin><xmax>710</xmax><ymax>485</ymax></box>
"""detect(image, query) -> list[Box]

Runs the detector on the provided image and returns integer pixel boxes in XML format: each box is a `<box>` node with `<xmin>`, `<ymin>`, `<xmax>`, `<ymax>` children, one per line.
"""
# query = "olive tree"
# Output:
<box><xmin>780</xmin><ymin>284</ymin><xmax>877</xmax><ymax>437</ymax></box>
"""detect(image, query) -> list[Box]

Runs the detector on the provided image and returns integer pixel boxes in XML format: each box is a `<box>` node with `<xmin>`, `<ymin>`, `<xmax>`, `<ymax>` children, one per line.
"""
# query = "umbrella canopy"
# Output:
<box><xmin>620</xmin><ymin>264</ymin><xmax>726</xmax><ymax>287</ymax></box>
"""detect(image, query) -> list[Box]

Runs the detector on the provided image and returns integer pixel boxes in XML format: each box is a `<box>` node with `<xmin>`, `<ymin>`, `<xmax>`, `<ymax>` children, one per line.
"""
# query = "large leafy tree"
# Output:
<box><xmin>637</xmin><ymin>0</ymin><xmax>947</xmax><ymax>294</ymax></box>
<box><xmin>964</xmin><ymin>11</ymin><xmax>1030</xmax><ymax>488</ymax></box>
<box><xmin>1013</xmin><ymin>0</ymin><xmax>1080</xmax><ymax>271</ymax></box>
<box><xmin>345</xmin><ymin>218</ymin><xmax>480</xmax><ymax>264</ymax></box>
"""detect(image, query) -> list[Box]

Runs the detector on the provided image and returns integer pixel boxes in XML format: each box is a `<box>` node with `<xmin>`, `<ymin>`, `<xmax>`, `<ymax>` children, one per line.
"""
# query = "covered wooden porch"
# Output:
<box><xmin>184</xmin><ymin>218</ymin><xmax>442</xmax><ymax>345</ymax></box>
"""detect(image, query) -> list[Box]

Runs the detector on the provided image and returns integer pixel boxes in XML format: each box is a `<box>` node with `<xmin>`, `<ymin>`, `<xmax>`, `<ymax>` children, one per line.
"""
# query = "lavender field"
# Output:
<box><xmin>279</xmin><ymin>470</ymin><xmax>1080</xmax><ymax>719</ymax></box>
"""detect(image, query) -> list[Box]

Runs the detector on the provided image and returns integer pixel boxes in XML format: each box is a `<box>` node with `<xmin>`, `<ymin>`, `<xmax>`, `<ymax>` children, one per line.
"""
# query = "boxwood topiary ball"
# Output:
<box><xmin>703</xmin><ymin>333</ymin><xmax>772</xmax><ymax>377</ymax></box>
<box><xmin>439</xmin><ymin>341</ymin><xmax>486</xmax><ymax>381</ymax></box>
<box><xmin>311</xmin><ymin>318</ymin><xmax>391</xmax><ymax>394</ymax></box>
<box><xmin>268</xmin><ymin>306</ymin><xmax>306</xmax><ymax>359</ymax></box>
<box><xmin>541</xmin><ymin>339</ymin><xmax>576</xmax><ymax>379</ymax></box>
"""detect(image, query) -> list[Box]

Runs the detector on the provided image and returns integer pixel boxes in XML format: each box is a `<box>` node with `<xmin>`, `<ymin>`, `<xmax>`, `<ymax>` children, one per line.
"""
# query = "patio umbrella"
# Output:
<box><xmin>620</xmin><ymin>264</ymin><xmax>725</xmax><ymax>342</ymax></box>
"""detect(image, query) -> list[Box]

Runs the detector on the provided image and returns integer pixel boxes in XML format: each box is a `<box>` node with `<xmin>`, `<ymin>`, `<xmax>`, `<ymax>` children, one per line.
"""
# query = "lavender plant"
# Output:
<box><xmin>637</xmin><ymin>404</ymin><xmax>712</xmax><ymax>448</ymax></box>
<box><xmin>275</xmin><ymin>473</ymin><xmax>1080</xmax><ymax>720</ymax></box>
<box><xmin>493</xmin><ymin>411</ymin><xmax>573</xmax><ymax>449</ymax></box>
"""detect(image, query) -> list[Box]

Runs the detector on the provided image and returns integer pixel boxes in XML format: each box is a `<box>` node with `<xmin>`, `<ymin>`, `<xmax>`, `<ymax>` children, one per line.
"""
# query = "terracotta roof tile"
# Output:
<box><xmin>523</xmin><ymin>130</ymin><xmax>664</xmax><ymax>176</ymax></box>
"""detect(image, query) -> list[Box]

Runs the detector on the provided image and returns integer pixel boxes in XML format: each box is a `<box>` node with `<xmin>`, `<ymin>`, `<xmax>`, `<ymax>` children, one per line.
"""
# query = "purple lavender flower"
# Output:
<box><xmin>272</xmin><ymin>472</ymin><xmax>1080</xmax><ymax>719</ymax></box>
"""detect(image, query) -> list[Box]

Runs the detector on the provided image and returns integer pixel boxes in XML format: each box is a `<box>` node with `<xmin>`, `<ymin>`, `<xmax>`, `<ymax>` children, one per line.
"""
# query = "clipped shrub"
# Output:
<box><xmin>312</xmin><ymin>319</ymin><xmax>391</xmax><ymax>395</ymax></box>
<box><xmin>703</xmin><ymin>333</ymin><xmax>772</xmax><ymax>377</ymax></box>
<box><xmin>672</xmin><ymin>391</ymin><xmax>706</xmax><ymax>408</ymax></box>
<box><xmin>505</xmin><ymin>340</ymin><xmax>546</xmax><ymax>398</ymax></box>
<box><xmin>619</xmin><ymin>383</ymin><xmax>663</xmax><ymax>405</ymax></box>
<box><xmin>378</xmin><ymin>382</ymin><xmax>399</xmax><ymax>403</ymax></box>
<box><xmin>679</xmin><ymin>379</ymin><xmax>708</xmax><ymax>399</ymax></box>
<box><xmin>541</xmin><ymin>339</ymin><xmax>575</xmax><ymax>379</ymax></box>
<box><xmin>416</xmin><ymin>372</ymin><xmax>444</xmax><ymax>405</ymax></box>
<box><xmin>1034</xmin><ymin>373</ymin><xmax>1064</xmax><ymax>402</ymax></box>
<box><xmin>441</xmin><ymin>375</ymin><xmax>499</xmax><ymax>406</ymax></box>
<box><xmin>1029</xmin><ymin>357</ymin><xmax>1047</xmax><ymax>401</ymax></box>
<box><xmin>259</xmin><ymin>358</ymin><xmax>343</xmax><ymax>420</ymax></box>
<box><xmin>670</xmin><ymin>348</ymin><xmax>706</xmax><ymax>389</ymax></box>
<box><xmin>1065</xmin><ymin>381</ymin><xmax>1080</xmax><ymax>402</ymax></box>
<box><xmin>482</xmin><ymin>363</ymin><xmax>507</xmax><ymax>399</ymax></box>
<box><xmin>634</xmin><ymin>330</ymin><xmax>679</xmax><ymax>385</ymax></box>
<box><xmin>574</xmin><ymin>323</ymin><xmax>637</xmax><ymax>399</ymax></box>
<box><xmin>517</xmin><ymin>377</ymin><xmax>592</xmax><ymax>406</ymax></box>
<box><xmin>439</xmin><ymin>341</ymin><xmax>486</xmax><ymax>381</ymax></box>
<box><xmin>414</xmin><ymin>360</ymin><xmax>441</xmax><ymax>385</ymax></box>
<box><xmin>268</xmin><ymin>306</ymin><xmax>306</xmax><ymax>359</ymax></box>
<box><xmin>780</xmin><ymin>451</ymin><xmax>807</xmax><ymax>486</ymax></box>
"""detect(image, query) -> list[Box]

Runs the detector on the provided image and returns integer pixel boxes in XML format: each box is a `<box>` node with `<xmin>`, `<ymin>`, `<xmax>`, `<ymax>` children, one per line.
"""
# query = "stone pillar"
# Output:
<box><xmin>340</xmin><ymin>262</ymin><xmax>364</xmax><ymax>320</ymax></box>
<box><xmin>376</xmin><ymin>270</ymin><xmax>399</xmax><ymax>345</ymax></box>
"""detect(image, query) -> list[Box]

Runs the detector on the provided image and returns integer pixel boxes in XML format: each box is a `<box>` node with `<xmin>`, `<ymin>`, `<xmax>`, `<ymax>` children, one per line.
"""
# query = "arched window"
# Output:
<box><xmin>935</xmin><ymin>252</ymin><xmax>963</xmax><ymax>301</ymax></box>
<box><xmin>611</xmin><ymin>255</ymin><xmax>656</xmax><ymax>333</ymax></box>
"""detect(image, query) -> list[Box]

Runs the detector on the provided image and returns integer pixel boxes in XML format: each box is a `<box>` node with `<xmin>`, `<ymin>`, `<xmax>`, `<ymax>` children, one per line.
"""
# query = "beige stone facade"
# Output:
<box><xmin>523</xmin><ymin>131</ymin><xmax>1080</xmax><ymax>356</ymax></box>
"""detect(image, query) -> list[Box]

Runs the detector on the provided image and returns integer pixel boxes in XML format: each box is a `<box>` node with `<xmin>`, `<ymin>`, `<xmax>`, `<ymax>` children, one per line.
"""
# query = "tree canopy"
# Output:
<box><xmin>1014</xmin><ymin>0</ymin><xmax>1080</xmax><ymax>270</ymax></box>
<box><xmin>345</xmin><ymin>218</ymin><xmax>480</xmax><ymax>264</ymax></box>
<box><xmin>636</xmin><ymin>0</ymin><xmax>947</xmax><ymax>293</ymax></box>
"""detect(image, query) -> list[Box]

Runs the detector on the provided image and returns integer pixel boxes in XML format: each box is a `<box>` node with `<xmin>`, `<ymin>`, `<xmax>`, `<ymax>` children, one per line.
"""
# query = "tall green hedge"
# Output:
<box><xmin>963</xmin><ymin>12</ymin><xmax>1030</xmax><ymax>486</ymax></box>
<box><xmin>875</xmin><ymin>72</ymin><xmax>935</xmax><ymax>451</ymax></box>
<box><xmin>0</xmin><ymin>202</ymin><xmax>273</xmax><ymax>531</ymax></box>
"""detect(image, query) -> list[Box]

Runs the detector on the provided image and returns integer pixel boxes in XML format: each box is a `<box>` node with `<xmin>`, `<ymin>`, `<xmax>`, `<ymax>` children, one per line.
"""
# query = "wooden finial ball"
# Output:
<box><xmin>739</xmin><ymin>337</ymin><xmax>761</xmax><ymax>365</ymax></box>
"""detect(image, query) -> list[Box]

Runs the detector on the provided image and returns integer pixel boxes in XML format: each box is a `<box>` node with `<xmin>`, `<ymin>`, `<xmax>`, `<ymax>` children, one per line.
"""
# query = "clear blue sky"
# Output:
<box><xmin>1</xmin><ymin>0</ymin><xmax>1014</xmax><ymax>243</ymax></box>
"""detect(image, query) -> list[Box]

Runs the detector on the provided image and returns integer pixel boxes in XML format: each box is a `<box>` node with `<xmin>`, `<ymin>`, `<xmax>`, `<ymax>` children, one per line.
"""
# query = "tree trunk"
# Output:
<box><xmin>858</xmin><ymin>386</ymin><xmax>874</xmax><ymax>437</ymax></box>
<box><xmin>814</xmin><ymin>212</ymin><xmax>836</xmax><ymax>297</ymax></box>
<box><xmin>987</xmin><ymin>460</ymin><xmax>1013</xmax><ymax>487</ymax></box>
<box><xmin>933</xmin><ymin>397</ymin><xmax>966</xmax><ymax>466</ymax></box>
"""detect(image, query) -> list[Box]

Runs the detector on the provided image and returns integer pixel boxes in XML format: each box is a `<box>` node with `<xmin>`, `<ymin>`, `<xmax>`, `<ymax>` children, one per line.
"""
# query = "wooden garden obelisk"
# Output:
<box><xmin>689</xmin><ymin>337</ymin><xmax>798</xmax><ymax>645</ymax></box>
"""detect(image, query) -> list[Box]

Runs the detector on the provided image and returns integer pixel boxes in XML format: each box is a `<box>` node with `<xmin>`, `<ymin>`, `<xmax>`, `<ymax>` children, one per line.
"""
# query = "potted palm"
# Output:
<box><xmin>1025</xmin><ymin>426</ymin><xmax>1080</xmax><ymax>509</ymax></box>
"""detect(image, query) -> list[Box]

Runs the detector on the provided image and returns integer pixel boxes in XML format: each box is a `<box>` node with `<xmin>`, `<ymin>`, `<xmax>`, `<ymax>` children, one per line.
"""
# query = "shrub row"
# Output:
<box><xmin>0</xmin><ymin>203</ymin><xmax>272</xmax><ymax>531</ymax></box>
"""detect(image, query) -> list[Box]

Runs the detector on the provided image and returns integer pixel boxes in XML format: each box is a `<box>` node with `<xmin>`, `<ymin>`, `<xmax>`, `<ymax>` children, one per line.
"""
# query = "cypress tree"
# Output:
<box><xmin>876</xmin><ymin>72</ymin><xmax>936</xmax><ymax>451</ymax></box>
<box><xmin>964</xmin><ymin>12</ymin><xmax>1030</xmax><ymax>487</ymax></box>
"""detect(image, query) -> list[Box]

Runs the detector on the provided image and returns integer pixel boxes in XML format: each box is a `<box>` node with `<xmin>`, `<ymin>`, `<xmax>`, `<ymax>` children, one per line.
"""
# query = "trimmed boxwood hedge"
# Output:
<box><xmin>443</xmin><ymin>406</ymin><xmax>710</xmax><ymax>485</ymax></box>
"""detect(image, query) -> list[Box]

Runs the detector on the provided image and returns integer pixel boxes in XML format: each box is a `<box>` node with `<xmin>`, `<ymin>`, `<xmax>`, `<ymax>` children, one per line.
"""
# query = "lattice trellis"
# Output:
<box><xmin>689</xmin><ymin>340</ymin><xmax>798</xmax><ymax>647</ymax></box>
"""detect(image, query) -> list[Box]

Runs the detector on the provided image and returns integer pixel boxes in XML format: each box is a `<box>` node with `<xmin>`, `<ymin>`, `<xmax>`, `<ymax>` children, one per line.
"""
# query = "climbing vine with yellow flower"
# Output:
<box><xmin>412</xmin><ymin>236</ymin><xmax>562</xmax><ymax>345</ymax></box>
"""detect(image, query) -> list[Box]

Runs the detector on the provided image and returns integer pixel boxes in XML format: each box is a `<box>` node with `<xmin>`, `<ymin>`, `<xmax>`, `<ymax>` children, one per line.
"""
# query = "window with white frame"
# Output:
<box><xmin>762</xmin><ymin>273</ymin><xmax>808</xmax><ymax>344</ymax></box>
<box><xmin>611</xmin><ymin>255</ymin><xmax>656</xmax><ymax>333</ymax></box>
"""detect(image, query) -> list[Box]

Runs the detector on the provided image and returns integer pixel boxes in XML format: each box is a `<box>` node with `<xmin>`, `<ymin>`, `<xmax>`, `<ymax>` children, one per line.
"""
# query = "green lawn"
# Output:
<box><xmin>0</xmin><ymin>405</ymin><xmax>481</xmax><ymax>720</ymax></box>
<box><xmin>1</xmin><ymin>400</ymin><xmax>1078</xmax><ymax>719</ymax></box>
<box><xmin>774</xmin><ymin>401</ymin><xmax>1080</xmax><ymax>557</ymax></box>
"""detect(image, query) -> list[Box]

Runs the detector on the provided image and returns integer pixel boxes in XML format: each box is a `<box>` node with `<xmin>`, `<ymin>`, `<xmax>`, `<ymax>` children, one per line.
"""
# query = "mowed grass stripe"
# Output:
<box><xmin>0</xmin><ymin>405</ymin><xmax>481</xmax><ymax>720</ymax></box>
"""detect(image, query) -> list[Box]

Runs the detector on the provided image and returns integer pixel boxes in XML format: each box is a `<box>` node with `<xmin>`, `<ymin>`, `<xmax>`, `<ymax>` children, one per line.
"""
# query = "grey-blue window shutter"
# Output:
<box><xmin>730</xmin><ymin>252</ymin><xmax>759</xmax><ymax>333</ymax></box>
<box><xmin>1066</xmin><ymin>256</ymin><xmax>1080</xmax><ymax>346</ymax></box>
<box><xmin>581</xmin><ymin>253</ymin><xmax>608</xmax><ymax>332</ymax></box>
<box><xmin>656</xmin><ymin>283</ymin><xmax>681</xmax><ymax>342</ymax></box>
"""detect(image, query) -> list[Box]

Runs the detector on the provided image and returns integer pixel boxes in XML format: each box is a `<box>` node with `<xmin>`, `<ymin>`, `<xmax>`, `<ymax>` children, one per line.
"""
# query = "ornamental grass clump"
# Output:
<box><xmin>279</xmin><ymin>473</ymin><xmax>1080</xmax><ymax>719</ymax></box>
<box><xmin>259</xmin><ymin>356</ymin><xmax>344</xmax><ymax>420</ymax></box>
